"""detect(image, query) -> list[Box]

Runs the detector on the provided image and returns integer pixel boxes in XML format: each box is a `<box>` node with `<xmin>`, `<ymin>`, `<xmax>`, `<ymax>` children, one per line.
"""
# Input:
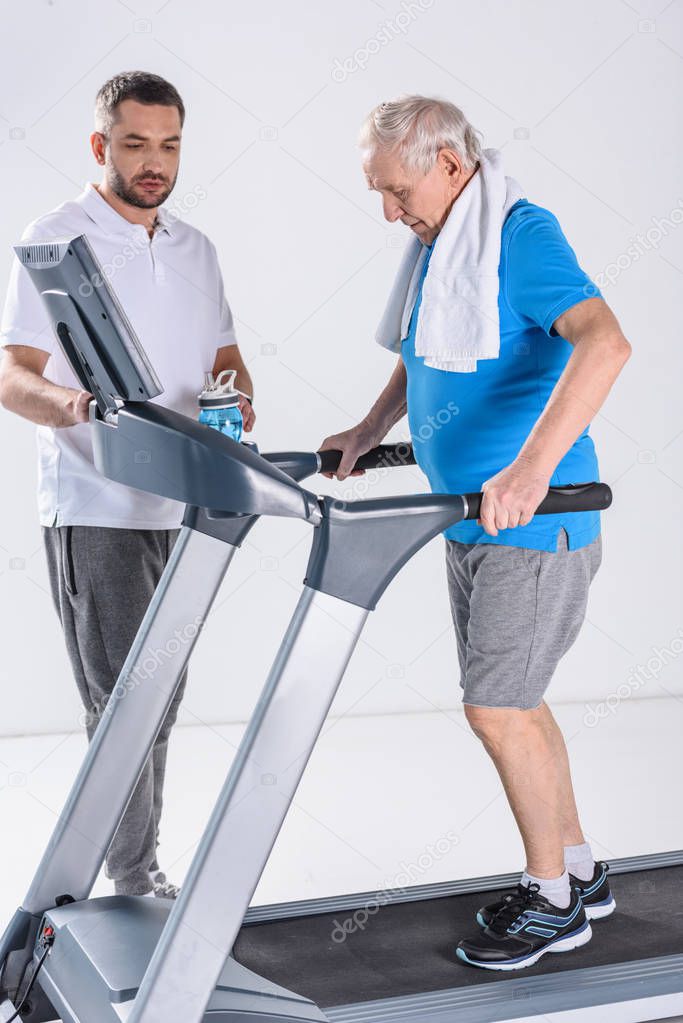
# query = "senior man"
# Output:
<box><xmin>321</xmin><ymin>96</ymin><xmax>631</xmax><ymax>970</ymax></box>
<box><xmin>0</xmin><ymin>71</ymin><xmax>254</xmax><ymax>899</ymax></box>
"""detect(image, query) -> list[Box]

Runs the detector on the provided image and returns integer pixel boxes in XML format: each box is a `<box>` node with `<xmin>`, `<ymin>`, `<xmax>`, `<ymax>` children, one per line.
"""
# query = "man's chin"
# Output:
<box><xmin>410</xmin><ymin>223</ymin><xmax>432</xmax><ymax>242</ymax></box>
<box><xmin>125</xmin><ymin>185</ymin><xmax>172</xmax><ymax>209</ymax></box>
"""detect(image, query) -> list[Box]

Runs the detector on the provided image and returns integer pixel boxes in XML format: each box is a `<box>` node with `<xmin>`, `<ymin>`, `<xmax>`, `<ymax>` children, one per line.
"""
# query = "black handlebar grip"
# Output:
<box><xmin>463</xmin><ymin>482</ymin><xmax>613</xmax><ymax>521</ymax></box>
<box><xmin>317</xmin><ymin>443</ymin><xmax>416</xmax><ymax>475</ymax></box>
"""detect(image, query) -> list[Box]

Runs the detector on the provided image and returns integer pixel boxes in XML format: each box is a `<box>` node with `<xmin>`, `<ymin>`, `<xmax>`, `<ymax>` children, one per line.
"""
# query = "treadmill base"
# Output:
<box><xmin>35</xmin><ymin>896</ymin><xmax>327</xmax><ymax>1023</ymax></box>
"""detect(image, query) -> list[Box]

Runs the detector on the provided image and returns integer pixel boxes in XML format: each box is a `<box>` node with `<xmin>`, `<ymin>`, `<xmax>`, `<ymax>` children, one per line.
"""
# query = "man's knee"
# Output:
<box><xmin>464</xmin><ymin>703</ymin><xmax>541</xmax><ymax>750</ymax></box>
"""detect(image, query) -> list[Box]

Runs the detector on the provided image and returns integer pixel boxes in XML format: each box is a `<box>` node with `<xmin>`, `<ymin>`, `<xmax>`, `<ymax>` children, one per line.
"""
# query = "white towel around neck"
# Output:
<box><xmin>376</xmin><ymin>149</ymin><xmax>526</xmax><ymax>372</ymax></box>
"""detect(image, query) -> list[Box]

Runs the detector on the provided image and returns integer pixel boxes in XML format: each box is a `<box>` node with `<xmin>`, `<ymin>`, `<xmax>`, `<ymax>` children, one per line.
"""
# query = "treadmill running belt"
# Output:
<box><xmin>233</xmin><ymin>866</ymin><xmax>683</xmax><ymax>1006</ymax></box>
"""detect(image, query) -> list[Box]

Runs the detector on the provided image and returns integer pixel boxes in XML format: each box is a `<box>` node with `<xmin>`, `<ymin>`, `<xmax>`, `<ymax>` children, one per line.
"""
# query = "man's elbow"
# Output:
<box><xmin>587</xmin><ymin>329</ymin><xmax>632</xmax><ymax>371</ymax></box>
<box><xmin>0</xmin><ymin>370</ymin><xmax>11</xmax><ymax>411</ymax></box>
<box><xmin>0</xmin><ymin>366</ymin><xmax>25</xmax><ymax>414</ymax></box>
<box><xmin>610</xmin><ymin>332</ymin><xmax>632</xmax><ymax>369</ymax></box>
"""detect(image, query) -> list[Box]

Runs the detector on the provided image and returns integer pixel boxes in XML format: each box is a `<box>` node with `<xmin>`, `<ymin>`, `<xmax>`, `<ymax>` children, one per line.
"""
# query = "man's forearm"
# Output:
<box><xmin>235</xmin><ymin>365</ymin><xmax>253</xmax><ymax>401</ymax></box>
<box><xmin>361</xmin><ymin>358</ymin><xmax>407</xmax><ymax>443</ymax></box>
<box><xmin>518</xmin><ymin>333</ymin><xmax>631</xmax><ymax>476</ymax></box>
<box><xmin>213</xmin><ymin>344</ymin><xmax>253</xmax><ymax>400</ymax></box>
<box><xmin>0</xmin><ymin>365</ymin><xmax>87</xmax><ymax>427</ymax></box>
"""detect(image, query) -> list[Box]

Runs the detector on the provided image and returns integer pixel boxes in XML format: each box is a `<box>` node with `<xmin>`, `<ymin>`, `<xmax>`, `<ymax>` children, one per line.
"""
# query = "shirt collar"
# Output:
<box><xmin>152</xmin><ymin>202</ymin><xmax>175</xmax><ymax>236</ymax></box>
<box><xmin>79</xmin><ymin>182</ymin><xmax>175</xmax><ymax>238</ymax></box>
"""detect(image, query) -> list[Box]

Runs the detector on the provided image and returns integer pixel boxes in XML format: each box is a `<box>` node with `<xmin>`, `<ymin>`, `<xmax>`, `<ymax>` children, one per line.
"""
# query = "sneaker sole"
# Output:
<box><xmin>585</xmin><ymin>894</ymin><xmax>616</xmax><ymax>920</ymax></box>
<box><xmin>456</xmin><ymin>920</ymin><xmax>593</xmax><ymax>971</ymax></box>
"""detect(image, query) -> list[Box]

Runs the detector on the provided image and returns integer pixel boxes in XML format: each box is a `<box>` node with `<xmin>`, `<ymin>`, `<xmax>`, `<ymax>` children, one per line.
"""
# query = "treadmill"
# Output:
<box><xmin>0</xmin><ymin>234</ymin><xmax>679</xmax><ymax>1023</ymax></box>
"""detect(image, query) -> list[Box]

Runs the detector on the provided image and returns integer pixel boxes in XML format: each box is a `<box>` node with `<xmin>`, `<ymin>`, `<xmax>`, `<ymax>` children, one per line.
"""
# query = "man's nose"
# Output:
<box><xmin>142</xmin><ymin>153</ymin><xmax>165</xmax><ymax>172</ymax></box>
<box><xmin>382</xmin><ymin>195</ymin><xmax>403</xmax><ymax>222</ymax></box>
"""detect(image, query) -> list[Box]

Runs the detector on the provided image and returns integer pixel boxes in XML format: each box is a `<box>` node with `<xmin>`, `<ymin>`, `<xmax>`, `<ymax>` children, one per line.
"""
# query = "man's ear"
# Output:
<box><xmin>91</xmin><ymin>132</ymin><xmax>106</xmax><ymax>166</ymax></box>
<box><xmin>437</xmin><ymin>147</ymin><xmax>464</xmax><ymax>182</ymax></box>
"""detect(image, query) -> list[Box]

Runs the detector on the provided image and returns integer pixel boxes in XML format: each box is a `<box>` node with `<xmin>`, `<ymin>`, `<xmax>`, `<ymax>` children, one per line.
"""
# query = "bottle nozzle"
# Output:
<box><xmin>214</xmin><ymin>369</ymin><xmax>237</xmax><ymax>391</ymax></box>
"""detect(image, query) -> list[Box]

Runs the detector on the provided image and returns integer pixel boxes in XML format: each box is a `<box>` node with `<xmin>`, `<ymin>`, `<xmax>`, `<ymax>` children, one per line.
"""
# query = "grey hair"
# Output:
<box><xmin>359</xmin><ymin>95</ymin><xmax>483</xmax><ymax>175</ymax></box>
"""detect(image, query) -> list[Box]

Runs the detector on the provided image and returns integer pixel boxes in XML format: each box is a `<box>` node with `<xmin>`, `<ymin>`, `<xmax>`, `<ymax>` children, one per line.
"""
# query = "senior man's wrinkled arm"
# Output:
<box><xmin>319</xmin><ymin>357</ymin><xmax>407</xmax><ymax>479</ymax></box>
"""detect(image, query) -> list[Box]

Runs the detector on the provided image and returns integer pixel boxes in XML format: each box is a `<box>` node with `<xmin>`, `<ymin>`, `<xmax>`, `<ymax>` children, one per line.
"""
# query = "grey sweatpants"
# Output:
<box><xmin>43</xmin><ymin>524</ymin><xmax>187</xmax><ymax>895</ymax></box>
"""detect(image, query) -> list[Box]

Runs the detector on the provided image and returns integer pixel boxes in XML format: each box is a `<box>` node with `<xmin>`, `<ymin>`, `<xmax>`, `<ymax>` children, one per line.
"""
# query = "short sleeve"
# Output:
<box><xmin>0</xmin><ymin>222</ymin><xmax>60</xmax><ymax>355</ymax></box>
<box><xmin>212</xmin><ymin>245</ymin><xmax>238</xmax><ymax>349</ymax></box>
<box><xmin>502</xmin><ymin>210</ymin><xmax>602</xmax><ymax>337</ymax></box>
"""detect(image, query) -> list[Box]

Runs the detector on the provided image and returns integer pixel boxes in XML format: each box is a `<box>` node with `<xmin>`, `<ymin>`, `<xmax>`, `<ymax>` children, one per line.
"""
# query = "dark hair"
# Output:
<box><xmin>95</xmin><ymin>71</ymin><xmax>185</xmax><ymax>134</ymax></box>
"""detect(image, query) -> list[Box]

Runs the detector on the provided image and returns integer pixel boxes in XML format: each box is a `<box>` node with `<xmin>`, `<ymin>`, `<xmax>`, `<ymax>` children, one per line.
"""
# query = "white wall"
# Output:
<box><xmin>0</xmin><ymin>0</ymin><xmax>681</xmax><ymax>738</ymax></box>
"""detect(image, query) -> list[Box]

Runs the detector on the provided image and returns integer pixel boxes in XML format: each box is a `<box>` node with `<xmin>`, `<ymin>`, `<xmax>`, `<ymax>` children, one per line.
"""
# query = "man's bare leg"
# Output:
<box><xmin>464</xmin><ymin>702</ymin><xmax>581</xmax><ymax>879</ymax></box>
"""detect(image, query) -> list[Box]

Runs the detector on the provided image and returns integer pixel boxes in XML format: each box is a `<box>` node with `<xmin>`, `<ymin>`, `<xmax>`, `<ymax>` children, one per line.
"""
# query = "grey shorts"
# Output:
<box><xmin>445</xmin><ymin>529</ymin><xmax>602</xmax><ymax>710</ymax></box>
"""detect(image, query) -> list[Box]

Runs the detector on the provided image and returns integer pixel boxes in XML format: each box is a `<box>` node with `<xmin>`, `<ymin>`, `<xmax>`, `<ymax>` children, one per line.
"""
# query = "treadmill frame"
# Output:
<box><xmin>2</xmin><ymin>232</ymin><xmax>673</xmax><ymax>1023</ymax></box>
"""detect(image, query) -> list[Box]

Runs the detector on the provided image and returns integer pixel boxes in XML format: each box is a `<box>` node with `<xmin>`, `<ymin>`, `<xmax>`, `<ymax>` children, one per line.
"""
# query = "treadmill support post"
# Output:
<box><xmin>23</xmin><ymin>525</ymin><xmax>238</xmax><ymax>915</ymax></box>
<box><xmin>129</xmin><ymin>586</ymin><xmax>369</xmax><ymax>1023</ymax></box>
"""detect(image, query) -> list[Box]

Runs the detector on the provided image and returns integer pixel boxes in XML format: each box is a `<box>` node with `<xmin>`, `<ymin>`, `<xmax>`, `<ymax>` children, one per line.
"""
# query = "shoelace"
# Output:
<box><xmin>488</xmin><ymin>882</ymin><xmax>548</xmax><ymax>935</ymax></box>
<box><xmin>152</xmin><ymin>878</ymin><xmax>180</xmax><ymax>899</ymax></box>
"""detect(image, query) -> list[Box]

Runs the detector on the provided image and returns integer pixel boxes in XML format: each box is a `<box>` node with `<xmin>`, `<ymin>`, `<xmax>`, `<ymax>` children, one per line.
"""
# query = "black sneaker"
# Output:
<box><xmin>476</xmin><ymin>861</ymin><xmax>615</xmax><ymax>928</ymax></box>
<box><xmin>456</xmin><ymin>883</ymin><xmax>592</xmax><ymax>971</ymax></box>
<box><xmin>569</xmin><ymin>861</ymin><xmax>615</xmax><ymax>919</ymax></box>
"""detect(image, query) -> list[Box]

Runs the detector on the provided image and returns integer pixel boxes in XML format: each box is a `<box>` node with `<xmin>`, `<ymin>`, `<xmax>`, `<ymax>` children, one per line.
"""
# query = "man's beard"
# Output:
<box><xmin>107</xmin><ymin>159</ymin><xmax>176</xmax><ymax>209</ymax></box>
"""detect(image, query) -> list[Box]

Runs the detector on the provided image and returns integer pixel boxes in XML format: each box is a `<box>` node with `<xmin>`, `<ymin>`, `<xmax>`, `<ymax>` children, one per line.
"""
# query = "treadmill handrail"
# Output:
<box><xmin>263</xmin><ymin>443</ymin><xmax>416</xmax><ymax>483</ymax></box>
<box><xmin>317</xmin><ymin>442</ymin><xmax>416</xmax><ymax>475</ymax></box>
<box><xmin>303</xmin><ymin>483</ymin><xmax>611</xmax><ymax>610</ymax></box>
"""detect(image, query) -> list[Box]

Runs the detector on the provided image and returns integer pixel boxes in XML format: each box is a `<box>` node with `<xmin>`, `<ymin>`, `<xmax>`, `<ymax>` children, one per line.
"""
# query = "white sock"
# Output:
<box><xmin>521</xmin><ymin>868</ymin><xmax>571</xmax><ymax>909</ymax></box>
<box><xmin>564</xmin><ymin>841</ymin><xmax>594</xmax><ymax>881</ymax></box>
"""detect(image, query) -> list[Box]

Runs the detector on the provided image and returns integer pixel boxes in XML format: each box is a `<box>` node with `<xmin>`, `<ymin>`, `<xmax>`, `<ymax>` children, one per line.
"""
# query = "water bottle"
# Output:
<box><xmin>197</xmin><ymin>369</ymin><xmax>243</xmax><ymax>443</ymax></box>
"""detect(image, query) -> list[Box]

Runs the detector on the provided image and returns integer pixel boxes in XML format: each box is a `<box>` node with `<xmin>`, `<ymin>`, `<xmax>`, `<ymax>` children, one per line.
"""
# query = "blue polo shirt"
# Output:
<box><xmin>401</xmin><ymin>200</ymin><xmax>602</xmax><ymax>551</ymax></box>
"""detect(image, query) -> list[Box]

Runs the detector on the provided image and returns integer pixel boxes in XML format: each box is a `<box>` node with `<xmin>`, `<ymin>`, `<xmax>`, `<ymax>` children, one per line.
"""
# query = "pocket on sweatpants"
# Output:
<box><xmin>61</xmin><ymin>526</ymin><xmax>78</xmax><ymax>597</ymax></box>
<box><xmin>522</xmin><ymin>547</ymin><xmax>542</xmax><ymax>577</ymax></box>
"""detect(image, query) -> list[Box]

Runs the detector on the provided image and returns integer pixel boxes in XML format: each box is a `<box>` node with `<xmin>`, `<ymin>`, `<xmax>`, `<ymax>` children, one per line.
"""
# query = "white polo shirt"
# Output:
<box><xmin>0</xmin><ymin>182</ymin><xmax>237</xmax><ymax>529</ymax></box>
